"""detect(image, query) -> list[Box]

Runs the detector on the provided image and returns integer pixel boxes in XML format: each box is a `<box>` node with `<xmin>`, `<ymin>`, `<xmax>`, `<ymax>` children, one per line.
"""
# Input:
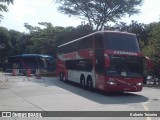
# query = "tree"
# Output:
<box><xmin>57</xmin><ymin>24</ymin><xmax>93</xmax><ymax>45</ymax></box>
<box><xmin>55</xmin><ymin>0</ymin><xmax>143</xmax><ymax>31</ymax></box>
<box><xmin>0</xmin><ymin>0</ymin><xmax>13</xmax><ymax>21</ymax></box>
<box><xmin>8</xmin><ymin>30</ymin><xmax>24</xmax><ymax>55</ymax></box>
<box><xmin>24</xmin><ymin>22</ymin><xmax>62</xmax><ymax>56</ymax></box>
<box><xmin>1</xmin><ymin>0</ymin><xmax>13</xmax><ymax>5</ymax></box>
<box><xmin>142</xmin><ymin>21</ymin><xmax>160</xmax><ymax>78</ymax></box>
<box><xmin>114</xmin><ymin>21</ymin><xmax>151</xmax><ymax>48</ymax></box>
<box><xmin>23</xmin><ymin>22</ymin><xmax>93</xmax><ymax>56</ymax></box>
<box><xmin>0</xmin><ymin>27</ymin><xmax>10</xmax><ymax>69</ymax></box>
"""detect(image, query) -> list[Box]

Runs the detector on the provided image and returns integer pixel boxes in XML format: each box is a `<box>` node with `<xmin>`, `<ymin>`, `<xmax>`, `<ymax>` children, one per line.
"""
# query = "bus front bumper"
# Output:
<box><xmin>103</xmin><ymin>83</ymin><xmax>143</xmax><ymax>92</ymax></box>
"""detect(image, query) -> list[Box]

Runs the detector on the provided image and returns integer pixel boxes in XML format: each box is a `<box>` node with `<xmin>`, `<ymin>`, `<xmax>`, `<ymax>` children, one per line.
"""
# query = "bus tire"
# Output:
<box><xmin>87</xmin><ymin>76</ymin><xmax>93</xmax><ymax>92</ymax></box>
<box><xmin>80</xmin><ymin>75</ymin><xmax>85</xmax><ymax>88</ymax></box>
<box><xmin>62</xmin><ymin>73</ymin><xmax>66</xmax><ymax>82</ymax></box>
<box><xmin>59</xmin><ymin>72</ymin><xmax>63</xmax><ymax>81</ymax></box>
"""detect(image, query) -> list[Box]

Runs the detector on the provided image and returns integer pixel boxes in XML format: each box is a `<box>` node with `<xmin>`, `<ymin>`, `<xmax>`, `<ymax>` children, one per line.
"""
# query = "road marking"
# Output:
<box><xmin>142</xmin><ymin>102</ymin><xmax>149</xmax><ymax>111</ymax></box>
<box><xmin>0</xmin><ymin>78</ymin><xmax>7</xmax><ymax>88</ymax></box>
<box><xmin>142</xmin><ymin>102</ymin><xmax>152</xmax><ymax>120</ymax></box>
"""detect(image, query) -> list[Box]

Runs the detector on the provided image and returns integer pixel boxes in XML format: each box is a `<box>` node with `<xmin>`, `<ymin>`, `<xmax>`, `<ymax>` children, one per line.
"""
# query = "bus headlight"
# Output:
<box><xmin>136</xmin><ymin>83</ymin><xmax>142</xmax><ymax>86</ymax></box>
<box><xmin>107</xmin><ymin>81</ymin><xmax>117</xmax><ymax>85</ymax></box>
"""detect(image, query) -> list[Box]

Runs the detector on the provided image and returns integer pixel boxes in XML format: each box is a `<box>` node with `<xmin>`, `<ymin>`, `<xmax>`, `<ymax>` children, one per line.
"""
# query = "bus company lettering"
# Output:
<box><xmin>63</xmin><ymin>53</ymin><xmax>76</xmax><ymax>60</ymax></box>
<box><xmin>114</xmin><ymin>51</ymin><xmax>138</xmax><ymax>56</ymax></box>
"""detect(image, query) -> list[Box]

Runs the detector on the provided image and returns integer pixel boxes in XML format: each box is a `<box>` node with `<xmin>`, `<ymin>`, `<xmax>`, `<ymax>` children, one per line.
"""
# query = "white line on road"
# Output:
<box><xmin>142</xmin><ymin>101</ymin><xmax>152</xmax><ymax>120</ymax></box>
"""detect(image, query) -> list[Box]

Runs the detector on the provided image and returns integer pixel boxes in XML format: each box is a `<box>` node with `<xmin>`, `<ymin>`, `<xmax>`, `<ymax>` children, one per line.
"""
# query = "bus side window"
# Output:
<box><xmin>94</xmin><ymin>34</ymin><xmax>103</xmax><ymax>48</ymax></box>
<box><xmin>58</xmin><ymin>47</ymin><xmax>62</xmax><ymax>54</ymax></box>
<box><xmin>76</xmin><ymin>40</ymin><xmax>81</xmax><ymax>51</ymax></box>
<box><xmin>70</xmin><ymin>43</ymin><xmax>74</xmax><ymax>53</ymax></box>
<box><xmin>65</xmin><ymin>45</ymin><xmax>69</xmax><ymax>53</ymax></box>
<box><xmin>58</xmin><ymin>46</ymin><xmax>65</xmax><ymax>54</ymax></box>
<box><xmin>39</xmin><ymin>59</ymin><xmax>46</xmax><ymax>69</ymax></box>
<box><xmin>74</xmin><ymin>41</ymin><xmax>81</xmax><ymax>52</ymax></box>
<box><xmin>80</xmin><ymin>36</ymin><xmax>93</xmax><ymax>50</ymax></box>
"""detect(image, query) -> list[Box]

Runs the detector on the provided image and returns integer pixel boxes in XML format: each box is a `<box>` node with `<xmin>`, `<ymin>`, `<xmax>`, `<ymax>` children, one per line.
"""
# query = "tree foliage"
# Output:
<box><xmin>0</xmin><ymin>0</ymin><xmax>14</xmax><ymax>5</ymax></box>
<box><xmin>55</xmin><ymin>0</ymin><xmax>143</xmax><ymax>31</ymax></box>
<box><xmin>1</xmin><ymin>20</ymin><xmax>160</xmax><ymax>77</ymax></box>
<box><xmin>142</xmin><ymin>22</ymin><xmax>160</xmax><ymax>77</ymax></box>
<box><xmin>0</xmin><ymin>0</ymin><xmax>13</xmax><ymax>21</ymax></box>
<box><xmin>0</xmin><ymin>27</ymin><xmax>10</xmax><ymax>69</ymax></box>
<box><xmin>23</xmin><ymin>22</ymin><xmax>93</xmax><ymax>56</ymax></box>
<box><xmin>142</xmin><ymin>22</ymin><xmax>160</xmax><ymax>57</ymax></box>
<box><xmin>114</xmin><ymin>21</ymin><xmax>151</xmax><ymax>48</ymax></box>
<box><xmin>25</xmin><ymin>22</ymin><xmax>60</xmax><ymax>55</ymax></box>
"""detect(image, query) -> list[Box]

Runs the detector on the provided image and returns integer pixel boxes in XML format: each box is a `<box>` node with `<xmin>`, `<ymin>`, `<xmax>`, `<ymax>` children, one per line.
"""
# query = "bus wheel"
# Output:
<box><xmin>59</xmin><ymin>73</ymin><xmax>61</xmax><ymax>81</ymax></box>
<box><xmin>62</xmin><ymin>73</ymin><xmax>66</xmax><ymax>82</ymax></box>
<box><xmin>87</xmin><ymin>77</ymin><xmax>93</xmax><ymax>91</ymax></box>
<box><xmin>80</xmin><ymin>75</ymin><xmax>85</xmax><ymax>88</ymax></box>
<box><xmin>59</xmin><ymin>72</ymin><xmax>63</xmax><ymax>81</ymax></box>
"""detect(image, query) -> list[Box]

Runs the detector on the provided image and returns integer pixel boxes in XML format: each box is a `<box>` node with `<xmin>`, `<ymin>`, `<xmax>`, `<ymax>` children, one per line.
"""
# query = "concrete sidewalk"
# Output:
<box><xmin>0</xmin><ymin>73</ymin><xmax>7</xmax><ymax>88</ymax></box>
<box><xmin>0</xmin><ymin>73</ymin><xmax>49</xmax><ymax>111</ymax></box>
<box><xmin>0</xmin><ymin>73</ymin><xmax>160</xmax><ymax>120</ymax></box>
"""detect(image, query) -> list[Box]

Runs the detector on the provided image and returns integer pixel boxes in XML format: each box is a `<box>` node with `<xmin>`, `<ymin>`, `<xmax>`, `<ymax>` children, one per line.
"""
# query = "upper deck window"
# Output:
<box><xmin>104</xmin><ymin>33</ymin><xmax>140</xmax><ymax>52</ymax></box>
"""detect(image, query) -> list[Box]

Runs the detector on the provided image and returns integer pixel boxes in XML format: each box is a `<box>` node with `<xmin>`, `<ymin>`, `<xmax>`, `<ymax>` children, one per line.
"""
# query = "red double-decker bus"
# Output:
<box><xmin>56</xmin><ymin>31</ymin><xmax>151</xmax><ymax>92</ymax></box>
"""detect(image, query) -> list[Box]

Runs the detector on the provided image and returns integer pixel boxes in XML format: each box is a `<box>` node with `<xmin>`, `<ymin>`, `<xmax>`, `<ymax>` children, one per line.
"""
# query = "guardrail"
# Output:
<box><xmin>0</xmin><ymin>69</ymin><xmax>43</xmax><ymax>89</ymax></box>
<box><xmin>5</xmin><ymin>68</ymin><xmax>43</xmax><ymax>77</ymax></box>
<box><xmin>1</xmin><ymin>68</ymin><xmax>44</xmax><ymax>83</ymax></box>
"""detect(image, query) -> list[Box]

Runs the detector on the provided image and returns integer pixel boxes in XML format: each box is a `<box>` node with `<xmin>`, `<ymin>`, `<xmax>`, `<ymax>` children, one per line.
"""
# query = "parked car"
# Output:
<box><xmin>146</xmin><ymin>76</ymin><xmax>160</xmax><ymax>85</ymax></box>
<box><xmin>146</xmin><ymin>76</ymin><xmax>154</xmax><ymax>84</ymax></box>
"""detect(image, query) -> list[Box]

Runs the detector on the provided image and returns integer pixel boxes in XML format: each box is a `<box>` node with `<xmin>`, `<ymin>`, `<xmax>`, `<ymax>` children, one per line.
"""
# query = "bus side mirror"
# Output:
<box><xmin>144</xmin><ymin>56</ymin><xmax>153</xmax><ymax>70</ymax></box>
<box><xmin>105</xmin><ymin>54</ymin><xmax>110</xmax><ymax>68</ymax></box>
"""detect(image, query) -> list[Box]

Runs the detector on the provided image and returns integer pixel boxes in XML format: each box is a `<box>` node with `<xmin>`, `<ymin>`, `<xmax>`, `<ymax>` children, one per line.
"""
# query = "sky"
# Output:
<box><xmin>0</xmin><ymin>0</ymin><xmax>160</xmax><ymax>32</ymax></box>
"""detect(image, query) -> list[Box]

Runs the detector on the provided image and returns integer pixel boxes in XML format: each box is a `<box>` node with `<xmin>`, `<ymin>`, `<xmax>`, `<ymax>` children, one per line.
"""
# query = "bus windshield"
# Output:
<box><xmin>104</xmin><ymin>33</ymin><xmax>140</xmax><ymax>52</ymax></box>
<box><xmin>107</xmin><ymin>56</ymin><xmax>143</xmax><ymax>77</ymax></box>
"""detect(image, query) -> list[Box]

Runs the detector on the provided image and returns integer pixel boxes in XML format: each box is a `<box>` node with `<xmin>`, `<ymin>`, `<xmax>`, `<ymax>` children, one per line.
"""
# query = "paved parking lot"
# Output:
<box><xmin>0</xmin><ymin>73</ymin><xmax>160</xmax><ymax>120</ymax></box>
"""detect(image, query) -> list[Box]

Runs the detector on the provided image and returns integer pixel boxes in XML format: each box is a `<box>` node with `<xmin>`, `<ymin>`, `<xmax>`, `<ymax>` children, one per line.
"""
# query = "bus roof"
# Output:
<box><xmin>58</xmin><ymin>31</ymin><xmax>136</xmax><ymax>48</ymax></box>
<box><xmin>9</xmin><ymin>54</ymin><xmax>53</xmax><ymax>59</ymax></box>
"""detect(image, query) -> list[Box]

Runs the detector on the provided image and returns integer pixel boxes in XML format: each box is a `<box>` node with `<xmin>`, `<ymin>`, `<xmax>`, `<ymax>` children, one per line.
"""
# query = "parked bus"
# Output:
<box><xmin>6</xmin><ymin>54</ymin><xmax>56</xmax><ymax>75</ymax></box>
<box><xmin>56</xmin><ymin>31</ymin><xmax>152</xmax><ymax>92</ymax></box>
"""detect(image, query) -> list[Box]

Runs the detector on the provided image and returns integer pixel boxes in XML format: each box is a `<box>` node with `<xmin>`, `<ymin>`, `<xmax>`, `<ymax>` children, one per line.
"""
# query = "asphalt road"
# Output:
<box><xmin>0</xmin><ymin>73</ymin><xmax>160</xmax><ymax>120</ymax></box>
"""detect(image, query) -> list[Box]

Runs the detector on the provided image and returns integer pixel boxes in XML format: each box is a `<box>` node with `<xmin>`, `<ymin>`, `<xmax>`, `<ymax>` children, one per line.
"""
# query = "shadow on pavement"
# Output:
<box><xmin>31</xmin><ymin>77</ymin><xmax>149</xmax><ymax>105</ymax></box>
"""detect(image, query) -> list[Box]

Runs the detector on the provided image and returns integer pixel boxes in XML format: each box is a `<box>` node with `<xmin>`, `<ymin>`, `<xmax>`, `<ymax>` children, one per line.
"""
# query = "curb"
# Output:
<box><xmin>143</xmin><ymin>85</ymin><xmax>160</xmax><ymax>89</ymax></box>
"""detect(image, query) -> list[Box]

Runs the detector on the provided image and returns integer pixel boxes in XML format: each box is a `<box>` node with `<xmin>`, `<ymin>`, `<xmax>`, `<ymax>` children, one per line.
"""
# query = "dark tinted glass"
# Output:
<box><xmin>107</xmin><ymin>56</ymin><xmax>143</xmax><ymax>77</ymax></box>
<box><xmin>58</xmin><ymin>36</ymin><xmax>93</xmax><ymax>54</ymax></box>
<box><xmin>105</xmin><ymin>33</ymin><xmax>140</xmax><ymax>52</ymax></box>
<box><xmin>94</xmin><ymin>34</ymin><xmax>103</xmax><ymax>48</ymax></box>
<box><xmin>65</xmin><ymin>59</ymin><xmax>93</xmax><ymax>71</ymax></box>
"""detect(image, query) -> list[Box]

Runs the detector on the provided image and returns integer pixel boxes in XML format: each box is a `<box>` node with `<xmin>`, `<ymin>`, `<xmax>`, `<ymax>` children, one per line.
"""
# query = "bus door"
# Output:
<box><xmin>94</xmin><ymin>34</ymin><xmax>105</xmax><ymax>88</ymax></box>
